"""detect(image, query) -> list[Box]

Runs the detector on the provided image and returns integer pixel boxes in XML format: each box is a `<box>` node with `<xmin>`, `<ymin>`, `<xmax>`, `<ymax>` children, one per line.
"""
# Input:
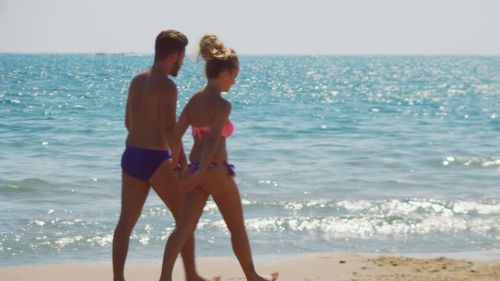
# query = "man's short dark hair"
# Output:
<box><xmin>154</xmin><ymin>30</ymin><xmax>188</xmax><ymax>62</ymax></box>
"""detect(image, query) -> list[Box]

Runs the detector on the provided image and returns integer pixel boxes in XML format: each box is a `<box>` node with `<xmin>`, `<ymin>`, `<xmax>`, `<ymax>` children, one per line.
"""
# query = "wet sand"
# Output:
<box><xmin>1</xmin><ymin>253</ymin><xmax>499</xmax><ymax>280</ymax></box>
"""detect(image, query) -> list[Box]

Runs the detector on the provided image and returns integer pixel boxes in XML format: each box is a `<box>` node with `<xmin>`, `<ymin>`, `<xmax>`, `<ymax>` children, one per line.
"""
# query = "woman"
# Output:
<box><xmin>159</xmin><ymin>34</ymin><xmax>279</xmax><ymax>281</ymax></box>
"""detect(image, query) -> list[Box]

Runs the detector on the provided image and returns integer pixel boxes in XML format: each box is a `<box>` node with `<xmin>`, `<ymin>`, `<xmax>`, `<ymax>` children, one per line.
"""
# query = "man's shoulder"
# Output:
<box><xmin>131</xmin><ymin>71</ymin><xmax>148</xmax><ymax>84</ymax></box>
<box><xmin>156</xmin><ymin>76</ymin><xmax>177</xmax><ymax>95</ymax></box>
<box><xmin>162</xmin><ymin>77</ymin><xmax>177</xmax><ymax>90</ymax></box>
<box><xmin>138</xmin><ymin>71</ymin><xmax>177</xmax><ymax>95</ymax></box>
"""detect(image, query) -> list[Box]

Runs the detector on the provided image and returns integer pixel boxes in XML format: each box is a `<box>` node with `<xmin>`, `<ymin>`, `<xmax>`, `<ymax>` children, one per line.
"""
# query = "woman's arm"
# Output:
<box><xmin>181</xmin><ymin>101</ymin><xmax>231</xmax><ymax>192</ymax></box>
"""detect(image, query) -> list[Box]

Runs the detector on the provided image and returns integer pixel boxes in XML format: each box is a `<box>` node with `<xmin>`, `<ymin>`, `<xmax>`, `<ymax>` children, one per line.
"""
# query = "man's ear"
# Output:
<box><xmin>168</xmin><ymin>53</ymin><xmax>179</xmax><ymax>63</ymax></box>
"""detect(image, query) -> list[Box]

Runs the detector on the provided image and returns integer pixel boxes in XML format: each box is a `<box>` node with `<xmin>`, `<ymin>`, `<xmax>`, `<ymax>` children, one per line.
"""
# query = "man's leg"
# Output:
<box><xmin>113</xmin><ymin>172</ymin><xmax>150</xmax><ymax>281</ymax></box>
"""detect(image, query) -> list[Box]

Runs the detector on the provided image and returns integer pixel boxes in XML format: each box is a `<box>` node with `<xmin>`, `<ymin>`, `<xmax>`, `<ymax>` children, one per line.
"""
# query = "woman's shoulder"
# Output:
<box><xmin>184</xmin><ymin>91</ymin><xmax>203</xmax><ymax>112</ymax></box>
<box><xmin>187</xmin><ymin>91</ymin><xmax>203</xmax><ymax>104</ymax></box>
<box><xmin>218</xmin><ymin>98</ymin><xmax>232</xmax><ymax>114</ymax></box>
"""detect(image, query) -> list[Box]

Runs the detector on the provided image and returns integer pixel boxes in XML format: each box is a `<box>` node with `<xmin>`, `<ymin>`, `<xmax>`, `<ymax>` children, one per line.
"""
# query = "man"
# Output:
<box><xmin>112</xmin><ymin>30</ymin><xmax>207</xmax><ymax>281</ymax></box>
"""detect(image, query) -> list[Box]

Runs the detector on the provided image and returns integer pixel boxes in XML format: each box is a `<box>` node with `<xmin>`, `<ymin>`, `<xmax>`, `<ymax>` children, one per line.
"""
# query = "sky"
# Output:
<box><xmin>1</xmin><ymin>0</ymin><xmax>499</xmax><ymax>55</ymax></box>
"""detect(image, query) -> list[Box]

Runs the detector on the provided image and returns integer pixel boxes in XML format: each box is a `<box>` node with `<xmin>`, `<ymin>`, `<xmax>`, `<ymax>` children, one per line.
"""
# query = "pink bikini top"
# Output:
<box><xmin>192</xmin><ymin>121</ymin><xmax>234</xmax><ymax>139</ymax></box>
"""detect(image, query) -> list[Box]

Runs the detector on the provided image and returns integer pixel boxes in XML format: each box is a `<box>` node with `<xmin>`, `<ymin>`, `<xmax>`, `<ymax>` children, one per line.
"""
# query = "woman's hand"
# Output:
<box><xmin>180</xmin><ymin>170</ymin><xmax>205</xmax><ymax>193</ymax></box>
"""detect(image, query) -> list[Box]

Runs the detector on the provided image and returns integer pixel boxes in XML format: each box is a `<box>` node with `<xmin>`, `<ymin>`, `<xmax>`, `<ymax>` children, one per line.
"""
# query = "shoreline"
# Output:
<box><xmin>3</xmin><ymin>250</ymin><xmax>498</xmax><ymax>267</ymax></box>
<box><xmin>1</xmin><ymin>252</ymin><xmax>499</xmax><ymax>281</ymax></box>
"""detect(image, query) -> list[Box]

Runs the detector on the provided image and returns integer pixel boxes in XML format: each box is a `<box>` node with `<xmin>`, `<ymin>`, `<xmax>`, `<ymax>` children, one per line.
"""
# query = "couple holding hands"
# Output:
<box><xmin>112</xmin><ymin>30</ymin><xmax>279</xmax><ymax>281</ymax></box>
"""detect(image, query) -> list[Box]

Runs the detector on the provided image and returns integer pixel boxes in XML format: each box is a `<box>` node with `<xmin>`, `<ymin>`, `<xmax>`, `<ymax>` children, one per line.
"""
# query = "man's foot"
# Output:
<box><xmin>187</xmin><ymin>275</ymin><xmax>221</xmax><ymax>281</ymax></box>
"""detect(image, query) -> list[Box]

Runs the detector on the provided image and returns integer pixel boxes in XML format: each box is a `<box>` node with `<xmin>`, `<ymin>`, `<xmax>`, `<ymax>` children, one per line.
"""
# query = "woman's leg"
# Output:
<box><xmin>150</xmin><ymin>161</ymin><xmax>211</xmax><ymax>281</ymax></box>
<box><xmin>158</xmin><ymin>188</ymin><xmax>210</xmax><ymax>281</ymax></box>
<box><xmin>207</xmin><ymin>171</ymin><xmax>278</xmax><ymax>281</ymax></box>
<box><xmin>113</xmin><ymin>172</ymin><xmax>150</xmax><ymax>281</ymax></box>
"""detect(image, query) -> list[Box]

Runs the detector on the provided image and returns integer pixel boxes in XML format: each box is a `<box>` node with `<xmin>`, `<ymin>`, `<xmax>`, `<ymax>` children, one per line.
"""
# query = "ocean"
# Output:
<box><xmin>0</xmin><ymin>54</ymin><xmax>499</xmax><ymax>266</ymax></box>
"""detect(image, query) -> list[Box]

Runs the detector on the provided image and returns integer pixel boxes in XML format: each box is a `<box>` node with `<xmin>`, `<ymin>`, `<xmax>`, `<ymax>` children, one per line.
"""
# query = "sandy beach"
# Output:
<box><xmin>1</xmin><ymin>253</ymin><xmax>499</xmax><ymax>281</ymax></box>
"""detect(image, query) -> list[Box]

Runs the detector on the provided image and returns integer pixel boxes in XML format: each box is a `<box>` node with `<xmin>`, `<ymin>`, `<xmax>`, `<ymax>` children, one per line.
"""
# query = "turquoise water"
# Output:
<box><xmin>0</xmin><ymin>54</ymin><xmax>499</xmax><ymax>266</ymax></box>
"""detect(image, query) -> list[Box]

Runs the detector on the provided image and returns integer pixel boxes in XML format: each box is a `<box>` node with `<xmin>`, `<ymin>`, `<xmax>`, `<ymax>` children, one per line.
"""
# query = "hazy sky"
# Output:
<box><xmin>1</xmin><ymin>0</ymin><xmax>499</xmax><ymax>55</ymax></box>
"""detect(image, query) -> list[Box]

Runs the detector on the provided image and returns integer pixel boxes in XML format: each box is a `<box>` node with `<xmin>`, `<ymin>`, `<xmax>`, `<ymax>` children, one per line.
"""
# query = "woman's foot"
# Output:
<box><xmin>251</xmin><ymin>272</ymin><xmax>279</xmax><ymax>281</ymax></box>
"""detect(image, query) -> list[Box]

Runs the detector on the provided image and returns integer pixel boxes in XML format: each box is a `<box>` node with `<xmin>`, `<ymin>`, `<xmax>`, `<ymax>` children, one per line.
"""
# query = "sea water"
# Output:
<box><xmin>0</xmin><ymin>54</ymin><xmax>499</xmax><ymax>265</ymax></box>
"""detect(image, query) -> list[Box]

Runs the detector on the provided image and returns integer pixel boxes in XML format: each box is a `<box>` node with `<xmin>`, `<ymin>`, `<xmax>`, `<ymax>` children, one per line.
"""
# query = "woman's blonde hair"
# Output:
<box><xmin>199</xmin><ymin>34</ymin><xmax>239</xmax><ymax>79</ymax></box>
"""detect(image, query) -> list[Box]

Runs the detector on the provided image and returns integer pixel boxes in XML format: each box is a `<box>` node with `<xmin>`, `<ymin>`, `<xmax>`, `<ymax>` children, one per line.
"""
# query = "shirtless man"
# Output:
<box><xmin>112</xmin><ymin>30</ymin><xmax>207</xmax><ymax>281</ymax></box>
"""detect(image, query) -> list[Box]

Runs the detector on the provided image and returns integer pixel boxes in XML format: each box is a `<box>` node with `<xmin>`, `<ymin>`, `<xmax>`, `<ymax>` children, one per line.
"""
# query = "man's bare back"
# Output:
<box><xmin>125</xmin><ymin>70</ymin><xmax>178</xmax><ymax>151</ymax></box>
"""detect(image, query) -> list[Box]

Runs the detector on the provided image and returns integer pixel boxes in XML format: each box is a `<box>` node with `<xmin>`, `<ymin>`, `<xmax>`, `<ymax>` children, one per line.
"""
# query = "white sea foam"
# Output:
<box><xmin>190</xmin><ymin>198</ymin><xmax>500</xmax><ymax>241</ymax></box>
<box><xmin>55</xmin><ymin>236</ymin><xmax>83</xmax><ymax>248</ymax></box>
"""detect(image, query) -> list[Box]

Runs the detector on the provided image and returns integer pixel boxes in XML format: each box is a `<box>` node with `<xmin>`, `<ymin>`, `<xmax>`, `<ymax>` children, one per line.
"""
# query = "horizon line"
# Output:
<box><xmin>1</xmin><ymin>51</ymin><xmax>500</xmax><ymax>57</ymax></box>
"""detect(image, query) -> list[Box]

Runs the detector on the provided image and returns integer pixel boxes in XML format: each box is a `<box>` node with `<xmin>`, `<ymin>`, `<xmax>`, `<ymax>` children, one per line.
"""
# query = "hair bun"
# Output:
<box><xmin>199</xmin><ymin>34</ymin><xmax>234</xmax><ymax>61</ymax></box>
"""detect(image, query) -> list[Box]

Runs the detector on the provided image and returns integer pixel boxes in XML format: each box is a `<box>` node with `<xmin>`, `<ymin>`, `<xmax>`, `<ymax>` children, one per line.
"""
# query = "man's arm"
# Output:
<box><xmin>159</xmin><ymin>79</ymin><xmax>177</xmax><ymax>133</ymax></box>
<box><xmin>125</xmin><ymin>99</ymin><xmax>131</xmax><ymax>132</ymax></box>
<box><xmin>159</xmin><ymin>79</ymin><xmax>181</xmax><ymax>163</ymax></box>
<box><xmin>124</xmin><ymin>79</ymin><xmax>135</xmax><ymax>132</ymax></box>
<box><xmin>179</xmin><ymin>143</ymin><xmax>188</xmax><ymax>168</ymax></box>
<box><xmin>171</xmin><ymin>99</ymin><xmax>191</xmax><ymax>167</ymax></box>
